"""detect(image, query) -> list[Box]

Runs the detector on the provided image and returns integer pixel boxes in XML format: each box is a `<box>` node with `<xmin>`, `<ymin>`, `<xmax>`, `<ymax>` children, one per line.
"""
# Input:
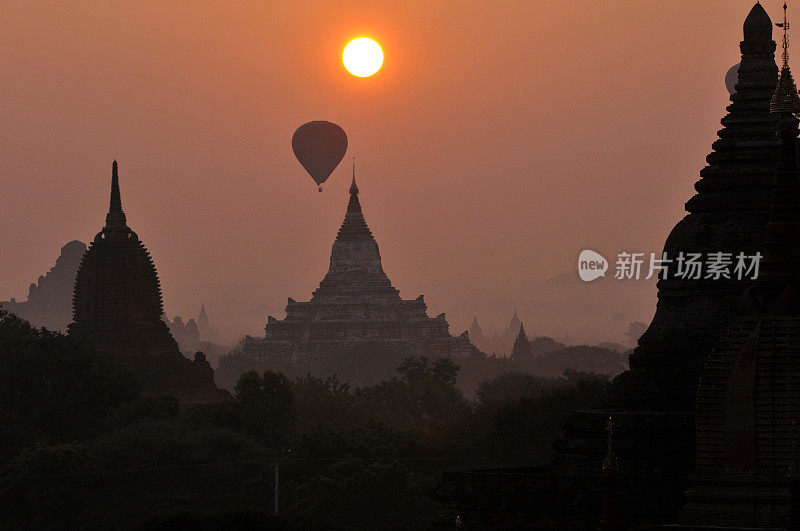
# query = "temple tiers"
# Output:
<box><xmin>551</xmin><ymin>2</ymin><xmax>783</xmax><ymax>520</ymax></box>
<box><xmin>243</xmin><ymin>176</ymin><xmax>475</xmax><ymax>365</ymax></box>
<box><xmin>680</xmin><ymin>22</ymin><xmax>800</xmax><ymax>526</ymax></box>
<box><xmin>68</xmin><ymin>161</ymin><xmax>230</xmax><ymax>405</ymax></box>
<box><xmin>614</xmin><ymin>0</ymin><xmax>779</xmax><ymax>412</ymax></box>
<box><xmin>434</xmin><ymin>4</ymin><xmax>787</xmax><ymax>527</ymax></box>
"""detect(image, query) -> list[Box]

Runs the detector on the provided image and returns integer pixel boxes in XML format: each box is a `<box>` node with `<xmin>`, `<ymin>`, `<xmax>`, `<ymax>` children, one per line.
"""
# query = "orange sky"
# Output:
<box><xmin>0</xmin><ymin>1</ymin><xmax>777</xmax><ymax>340</ymax></box>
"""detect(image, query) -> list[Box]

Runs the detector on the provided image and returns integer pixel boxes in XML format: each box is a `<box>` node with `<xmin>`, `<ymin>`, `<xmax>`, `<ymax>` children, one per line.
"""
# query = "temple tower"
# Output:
<box><xmin>243</xmin><ymin>174</ymin><xmax>475</xmax><ymax>367</ymax></box>
<box><xmin>511</xmin><ymin>322</ymin><xmax>532</xmax><ymax>361</ymax></box>
<box><xmin>680</xmin><ymin>11</ymin><xmax>800</xmax><ymax>525</ymax></box>
<box><xmin>69</xmin><ymin>161</ymin><xmax>229</xmax><ymax>405</ymax></box>
<box><xmin>552</xmin><ymin>2</ymin><xmax>782</xmax><ymax>521</ymax></box>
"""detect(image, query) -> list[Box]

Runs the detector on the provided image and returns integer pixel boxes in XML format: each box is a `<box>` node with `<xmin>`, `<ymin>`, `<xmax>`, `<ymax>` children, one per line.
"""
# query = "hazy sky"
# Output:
<box><xmin>0</xmin><ymin>1</ymin><xmax>774</xmax><ymax>338</ymax></box>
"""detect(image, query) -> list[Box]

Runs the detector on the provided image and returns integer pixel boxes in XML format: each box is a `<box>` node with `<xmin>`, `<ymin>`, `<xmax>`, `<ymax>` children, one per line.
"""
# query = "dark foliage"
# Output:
<box><xmin>0</xmin><ymin>313</ymin><xmax>612</xmax><ymax>529</ymax></box>
<box><xmin>0</xmin><ymin>308</ymin><xmax>140</xmax><ymax>445</ymax></box>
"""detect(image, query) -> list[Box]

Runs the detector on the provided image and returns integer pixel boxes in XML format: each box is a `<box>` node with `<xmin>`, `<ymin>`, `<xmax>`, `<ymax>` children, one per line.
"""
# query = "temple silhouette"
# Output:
<box><xmin>555</xmin><ymin>1</ymin><xmax>784</xmax><ymax>519</ymax></box>
<box><xmin>2</xmin><ymin>240</ymin><xmax>86</xmax><ymax>331</ymax></box>
<box><xmin>468</xmin><ymin>310</ymin><xmax>523</xmax><ymax>355</ymax></box>
<box><xmin>434</xmin><ymin>3</ymin><xmax>800</xmax><ymax>527</ymax></box>
<box><xmin>242</xmin><ymin>174</ymin><xmax>476</xmax><ymax>366</ymax></box>
<box><xmin>679</xmin><ymin>5</ymin><xmax>800</xmax><ymax>526</ymax></box>
<box><xmin>68</xmin><ymin>161</ymin><xmax>230</xmax><ymax>406</ymax></box>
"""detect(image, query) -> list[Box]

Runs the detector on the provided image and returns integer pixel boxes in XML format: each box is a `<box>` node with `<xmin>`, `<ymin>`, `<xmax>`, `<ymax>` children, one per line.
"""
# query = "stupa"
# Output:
<box><xmin>511</xmin><ymin>323</ymin><xmax>532</xmax><ymax>361</ymax></box>
<box><xmin>242</xmin><ymin>174</ymin><xmax>475</xmax><ymax>365</ymax></box>
<box><xmin>551</xmin><ymin>2</ymin><xmax>784</xmax><ymax>520</ymax></box>
<box><xmin>68</xmin><ymin>161</ymin><xmax>230</xmax><ymax>405</ymax></box>
<box><xmin>680</xmin><ymin>8</ymin><xmax>800</xmax><ymax>526</ymax></box>
<box><xmin>434</xmin><ymin>4</ymin><xmax>786</xmax><ymax>527</ymax></box>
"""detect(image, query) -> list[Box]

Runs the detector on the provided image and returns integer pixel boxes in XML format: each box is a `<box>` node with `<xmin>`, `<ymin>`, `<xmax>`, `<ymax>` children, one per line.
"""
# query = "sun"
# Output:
<box><xmin>343</xmin><ymin>38</ymin><xmax>383</xmax><ymax>77</ymax></box>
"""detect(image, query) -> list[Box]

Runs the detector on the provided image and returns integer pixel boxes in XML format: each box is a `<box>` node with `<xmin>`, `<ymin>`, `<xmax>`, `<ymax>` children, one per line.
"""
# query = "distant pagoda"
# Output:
<box><xmin>511</xmin><ymin>322</ymin><xmax>532</xmax><ymax>361</ymax></box>
<box><xmin>680</xmin><ymin>9</ymin><xmax>800</xmax><ymax>526</ymax></box>
<box><xmin>467</xmin><ymin>311</ymin><xmax>522</xmax><ymax>355</ymax></box>
<box><xmin>243</xmin><ymin>174</ymin><xmax>475</xmax><ymax>365</ymax></box>
<box><xmin>2</xmin><ymin>240</ymin><xmax>86</xmax><ymax>332</ymax></box>
<box><xmin>68</xmin><ymin>161</ymin><xmax>230</xmax><ymax>405</ymax></box>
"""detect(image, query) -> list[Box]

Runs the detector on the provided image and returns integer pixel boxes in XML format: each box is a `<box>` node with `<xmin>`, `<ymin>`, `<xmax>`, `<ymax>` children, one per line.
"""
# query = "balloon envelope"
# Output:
<box><xmin>725</xmin><ymin>63</ymin><xmax>740</xmax><ymax>95</ymax></box>
<box><xmin>292</xmin><ymin>121</ymin><xmax>348</xmax><ymax>189</ymax></box>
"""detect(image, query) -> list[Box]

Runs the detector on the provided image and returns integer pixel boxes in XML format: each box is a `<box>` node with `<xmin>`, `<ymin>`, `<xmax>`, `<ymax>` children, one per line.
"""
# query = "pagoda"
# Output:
<box><xmin>242</xmin><ymin>174</ymin><xmax>475</xmax><ymax>365</ymax></box>
<box><xmin>434</xmin><ymin>4</ymin><xmax>787</xmax><ymax>527</ymax></box>
<box><xmin>549</xmin><ymin>2</ymin><xmax>784</xmax><ymax>520</ymax></box>
<box><xmin>511</xmin><ymin>322</ymin><xmax>532</xmax><ymax>361</ymax></box>
<box><xmin>680</xmin><ymin>9</ymin><xmax>800</xmax><ymax>526</ymax></box>
<box><xmin>68</xmin><ymin>161</ymin><xmax>230</xmax><ymax>405</ymax></box>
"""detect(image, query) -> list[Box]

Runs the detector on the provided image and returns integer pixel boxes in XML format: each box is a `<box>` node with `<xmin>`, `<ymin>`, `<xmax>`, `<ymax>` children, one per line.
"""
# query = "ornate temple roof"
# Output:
<box><xmin>770</xmin><ymin>3</ymin><xmax>800</xmax><ymax>116</ymax></box>
<box><xmin>740</xmin><ymin>6</ymin><xmax>800</xmax><ymax>315</ymax></box>
<box><xmin>312</xmin><ymin>175</ymin><xmax>399</xmax><ymax>300</ymax></box>
<box><xmin>684</xmin><ymin>19</ymin><xmax>800</xmax><ymax>526</ymax></box>
<box><xmin>68</xmin><ymin>161</ymin><xmax>230</xmax><ymax>404</ymax></box>
<box><xmin>71</xmin><ymin>161</ymin><xmax>164</xmax><ymax>324</ymax></box>
<box><xmin>770</xmin><ymin>66</ymin><xmax>800</xmax><ymax>114</ymax></box>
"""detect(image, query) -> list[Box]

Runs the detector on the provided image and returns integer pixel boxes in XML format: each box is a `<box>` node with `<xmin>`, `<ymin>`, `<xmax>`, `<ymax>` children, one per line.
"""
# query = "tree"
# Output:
<box><xmin>235</xmin><ymin>370</ymin><xmax>296</xmax><ymax>446</ymax></box>
<box><xmin>0</xmin><ymin>308</ymin><xmax>140</xmax><ymax>443</ymax></box>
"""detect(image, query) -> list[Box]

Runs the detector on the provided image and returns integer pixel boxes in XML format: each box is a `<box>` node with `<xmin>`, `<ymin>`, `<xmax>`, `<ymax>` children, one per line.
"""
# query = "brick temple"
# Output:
<box><xmin>68</xmin><ymin>161</ymin><xmax>230</xmax><ymax>406</ymax></box>
<box><xmin>433</xmin><ymin>3</ymin><xmax>792</xmax><ymax>527</ymax></box>
<box><xmin>679</xmin><ymin>24</ymin><xmax>800</xmax><ymax>527</ymax></box>
<box><xmin>242</xmin><ymin>175</ymin><xmax>475</xmax><ymax>365</ymax></box>
<box><xmin>550</xmin><ymin>2</ymin><xmax>784</xmax><ymax>521</ymax></box>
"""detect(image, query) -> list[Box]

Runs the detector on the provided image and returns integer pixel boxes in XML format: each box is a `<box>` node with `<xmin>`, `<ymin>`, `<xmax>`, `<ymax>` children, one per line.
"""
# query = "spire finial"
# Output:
<box><xmin>771</xmin><ymin>3</ymin><xmax>800</xmax><ymax>117</ymax></box>
<box><xmin>104</xmin><ymin>159</ymin><xmax>128</xmax><ymax>230</ymax></box>
<box><xmin>349</xmin><ymin>157</ymin><xmax>359</xmax><ymax>195</ymax></box>
<box><xmin>110</xmin><ymin>160</ymin><xmax>121</xmax><ymax>212</ymax></box>
<box><xmin>782</xmin><ymin>2</ymin><xmax>791</xmax><ymax>69</ymax></box>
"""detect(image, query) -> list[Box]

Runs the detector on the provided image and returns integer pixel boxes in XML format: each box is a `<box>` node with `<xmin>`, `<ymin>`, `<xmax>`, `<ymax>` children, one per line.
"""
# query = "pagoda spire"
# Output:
<box><xmin>781</xmin><ymin>2</ymin><xmax>791</xmax><ymax>70</ymax></box>
<box><xmin>743</xmin><ymin>1</ymin><xmax>800</xmax><ymax>313</ymax></box>
<box><xmin>771</xmin><ymin>2</ymin><xmax>800</xmax><ymax>116</ymax></box>
<box><xmin>517</xmin><ymin>322</ymin><xmax>527</xmax><ymax>341</ymax></box>
<box><xmin>744</xmin><ymin>2</ymin><xmax>774</xmax><ymax>43</ymax></box>
<box><xmin>314</xmin><ymin>159</ymin><xmax>392</xmax><ymax>299</ymax></box>
<box><xmin>104</xmin><ymin>160</ymin><xmax>128</xmax><ymax>230</ymax></box>
<box><xmin>350</xmin><ymin>157</ymin><xmax>359</xmax><ymax>195</ymax></box>
<box><xmin>511</xmin><ymin>321</ymin><xmax>532</xmax><ymax>360</ymax></box>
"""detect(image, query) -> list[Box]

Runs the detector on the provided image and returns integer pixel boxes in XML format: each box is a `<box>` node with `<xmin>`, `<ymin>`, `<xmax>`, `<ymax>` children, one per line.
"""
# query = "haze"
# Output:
<box><xmin>0</xmin><ymin>1</ymin><xmax>761</xmax><ymax>339</ymax></box>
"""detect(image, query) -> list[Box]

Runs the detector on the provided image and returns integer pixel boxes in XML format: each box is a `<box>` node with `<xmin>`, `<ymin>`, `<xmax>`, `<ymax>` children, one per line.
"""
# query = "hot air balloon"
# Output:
<box><xmin>292</xmin><ymin>121</ymin><xmax>348</xmax><ymax>192</ymax></box>
<box><xmin>725</xmin><ymin>63</ymin><xmax>740</xmax><ymax>95</ymax></box>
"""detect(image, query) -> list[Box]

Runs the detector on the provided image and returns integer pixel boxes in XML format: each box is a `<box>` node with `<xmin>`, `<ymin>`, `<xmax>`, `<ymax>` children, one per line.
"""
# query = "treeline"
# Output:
<box><xmin>216</xmin><ymin>340</ymin><xmax>628</xmax><ymax>397</ymax></box>
<box><xmin>0</xmin><ymin>308</ymin><xmax>608</xmax><ymax>529</ymax></box>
